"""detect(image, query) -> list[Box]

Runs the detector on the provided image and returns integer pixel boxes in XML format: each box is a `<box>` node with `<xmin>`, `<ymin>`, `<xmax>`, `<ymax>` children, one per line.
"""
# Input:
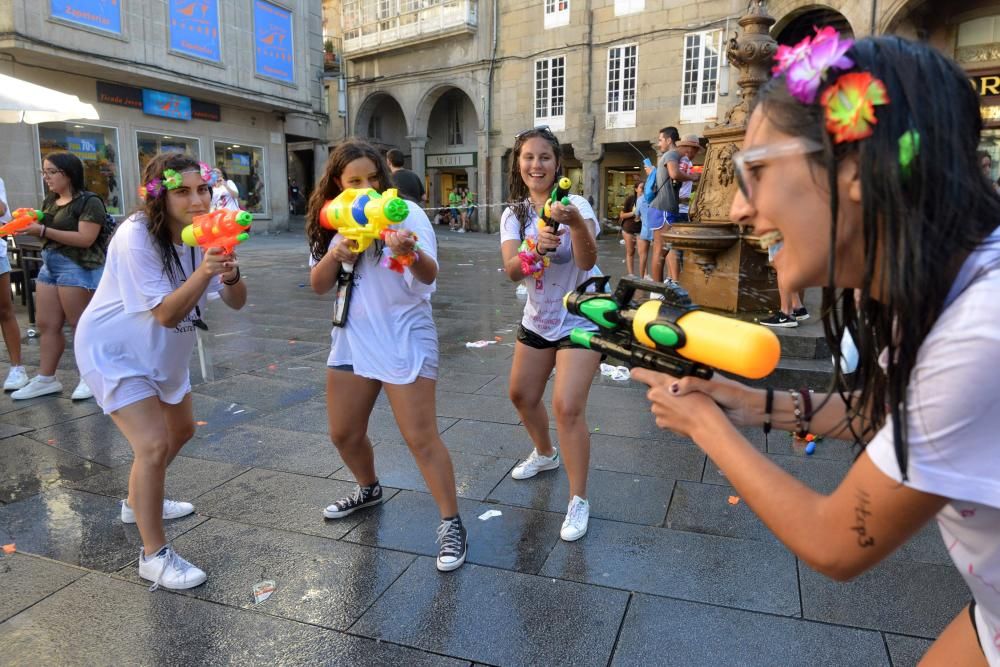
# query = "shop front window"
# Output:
<box><xmin>213</xmin><ymin>142</ymin><xmax>267</xmax><ymax>214</ymax></box>
<box><xmin>979</xmin><ymin>128</ymin><xmax>1000</xmax><ymax>184</ymax></box>
<box><xmin>37</xmin><ymin>122</ymin><xmax>123</xmax><ymax>214</ymax></box>
<box><xmin>137</xmin><ymin>132</ymin><xmax>201</xmax><ymax>180</ymax></box>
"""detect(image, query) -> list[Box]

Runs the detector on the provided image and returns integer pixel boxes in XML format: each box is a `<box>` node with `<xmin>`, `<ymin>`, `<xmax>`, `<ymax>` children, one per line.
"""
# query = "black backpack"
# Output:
<box><xmin>70</xmin><ymin>191</ymin><xmax>117</xmax><ymax>252</ymax></box>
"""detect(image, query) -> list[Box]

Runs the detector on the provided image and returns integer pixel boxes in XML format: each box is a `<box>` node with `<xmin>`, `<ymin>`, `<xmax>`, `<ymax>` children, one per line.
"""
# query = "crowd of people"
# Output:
<box><xmin>0</xmin><ymin>34</ymin><xmax>996</xmax><ymax>665</ymax></box>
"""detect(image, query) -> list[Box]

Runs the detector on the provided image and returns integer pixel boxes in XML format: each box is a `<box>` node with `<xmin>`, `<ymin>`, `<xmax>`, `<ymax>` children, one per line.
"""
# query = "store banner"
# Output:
<box><xmin>253</xmin><ymin>0</ymin><xmax>295</xmax><ymax>84</ymax></box>
<box><xmin>228</xmin><ymin>153</ymin><xmax>251</xmax><ymax>175</ymax></box>
<box><xmin>66</xmin><ymin>136</ymin><xmax>99</xmax><ymax>161</ymax></box>
<box><xmin>51</xmin><ymin>0</ymin><xmax>122</xmax><ymax>35</ymax></box>
<box><xmin>169</xmin><ymin>0</ymin><xmax>221</xmax><ymax>62</ymax></box>
<box><xmin>142</xmin><ymin>89</ymin><xmax>193</xmax><ymax>121</ymax></box>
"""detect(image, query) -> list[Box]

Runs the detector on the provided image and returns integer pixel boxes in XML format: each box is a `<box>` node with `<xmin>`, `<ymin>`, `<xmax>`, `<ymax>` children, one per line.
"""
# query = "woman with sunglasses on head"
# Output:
<box><xmin>500</xmin><ymin>127</ymin><xmax>602</xmax><ymax>542</ymax></box>
<box><xmin>11</xmin><ymin>152</ymin><xmax>108</xmax><ymax>401</ymax></box>
<box><xmin>75</xmin><ymin>153</ymin><xmax>246</xmax><ymax>590</ymax></box>
<box><xmin>633</xmin><ymin>33</ymin><xmax>1000</xmax><ymax>665</ymax></box>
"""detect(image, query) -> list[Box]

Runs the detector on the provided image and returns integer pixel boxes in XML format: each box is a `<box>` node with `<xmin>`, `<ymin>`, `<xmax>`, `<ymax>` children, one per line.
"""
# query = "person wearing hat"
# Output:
<box><xmin>675</xmin><ymin>134</ymin><xmax>703</xmax><ymax>221</ymax></box>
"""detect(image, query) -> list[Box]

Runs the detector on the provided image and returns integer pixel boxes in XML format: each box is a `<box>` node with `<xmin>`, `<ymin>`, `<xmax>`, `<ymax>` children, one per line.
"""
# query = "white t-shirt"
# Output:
<box><xmin>310</xmin><ymin>200</ymin><xmax>438</xmax><ymax>384</ymax></box>
<box><xmin>212</xmin><ymin>180</ymin><xmax>241</xmax><ymax>211</ymax></box>
<box><xmin>678</xmin><ymin>156</ymin><xmax>693</xmax><ymax>215</ymax></box>
<box><xmin>0</xmin><ymin>177</ymin><xmax>11</xmax><ymax>259</ymax></box>
<box><xmin>866</xmin><ymin>246</ymin><xmax>1000</xmax><ymax>664</ymax></box>
<box><xmin>500</xmin><ymin>194</ymin><xmax>601</xmax><ymax>341</ymax></box>
<box><xmin>75</xmin><ymin>214</ymin><xmax>222</xmax><ymax>413</ymax></box>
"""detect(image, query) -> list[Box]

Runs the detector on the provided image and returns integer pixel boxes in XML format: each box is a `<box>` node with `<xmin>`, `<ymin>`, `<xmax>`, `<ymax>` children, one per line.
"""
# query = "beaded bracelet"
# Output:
<box><xmin>799</xmin><ymin>388</ymin><xmax>813</xmax><ymax>437</ymax></box>
<box><xmin>762</xmin><ymin>387</ymin><xmax>774</xmax><ymax>446</ymax></box>
<box><xmin>788</xmin><ymin>389</ymin><xmax>805</xmax><ymax>438</ymax></box>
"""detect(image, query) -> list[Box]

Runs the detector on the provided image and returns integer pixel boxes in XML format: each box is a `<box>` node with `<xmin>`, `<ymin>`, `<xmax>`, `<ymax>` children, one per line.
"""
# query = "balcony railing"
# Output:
<box><xmin>343</xmin><ymin>0</ymin><xmax>477</xmax><ymax>56</ymax></box>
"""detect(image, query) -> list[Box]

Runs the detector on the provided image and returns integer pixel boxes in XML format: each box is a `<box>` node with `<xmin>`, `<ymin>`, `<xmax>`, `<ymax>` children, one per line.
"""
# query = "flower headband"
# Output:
<box><xmin>139</xmin><ymin>162</ymin><xmax>218</xmax><ymax>199</ymax></box>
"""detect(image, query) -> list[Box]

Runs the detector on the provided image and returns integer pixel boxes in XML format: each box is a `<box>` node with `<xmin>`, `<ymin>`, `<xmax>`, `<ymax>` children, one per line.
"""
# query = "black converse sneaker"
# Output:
<box><xmin>436</xmin><ymin>516</ymin><xmax>468</xmax><ymax>572</ymax></box>
<box><xmin>323</xmin><ymin>482</ymin><xmax>383</xmax><ymax>519</ymax></box>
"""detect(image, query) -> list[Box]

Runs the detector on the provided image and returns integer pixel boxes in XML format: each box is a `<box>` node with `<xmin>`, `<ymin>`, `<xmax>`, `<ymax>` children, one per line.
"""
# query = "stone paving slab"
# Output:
<box><xmin>0</xmin><ymin>553</ymin><xmax>86</xmax><ymax>624</ymax></box>
<box><xmin>68</xmin><ymin>455</ymin><xmax>248</xmax><ymax>503</ymax></box>
<box><xmin>0</xmin><ymin>396</ymin><xmax>102</xmax><ymax>428</ymax></box>
<box><xmin>343</xmin><ymin>490</ymin><xmax>564</xmax><ymax>574</ymax></box>
<box><xmin>665</xmin><ymin>480</ymin><xmax>779</xmax><ymax>542</ymax></box>
<box><xmin>332</xmin><ymin>443</ymin><xmax>515</xmax><ymax>501</ymax></box>
<box><xmin>195</xmin><ymin>468</ymin><xmax>401</xmax><ymax>540</ymax></box>
<box><xmin>541</xmin><ymin>518</ymin><xmax>800</xmax><ymax>616</ymax></box>
<box><xmin>884</xmin><ymin>633</ymin><xmax>934</xmax><ymax>666</ymax></box>
<box><xmin>611</xmin><ymin>593</ymin><xmax>889</xmax><ymax>666</ymax></box>
<box><xmin>703</xmin><ymin>451</ymin><xmax>852</xmax><ymax>494</ymax></box>
<box><xmin>588</xmin><ymin>432</ymin><xmax>705</xmax><ymax>479</ymax></box>
<box><xmin>24</xmin><ymin>412</ymin><xmax>135</xmax><ymax>467</ymax></box>
<box><xmin>118</xmin><ymin>518</ymin><xmax>415</xmax><ymax>631</ymax></box>
<box><xmin>488</xmin><ymin>466</ymin><xmax>675</xmax><ymax>526</ymax></box>
<box><xmin>184</xmin><ymin>424</ymin><xmax>344</xmax><ymax>477</ymax></box>
<box><xmin>798</xmin><ymin>558</ymin><xmax>970</xmax><ymax>637</ymax></box>
<box><xmin>0</xmin><ymin>574</ymin><xmax>465</xmax><ymax>667</ymax></box>
<box><xmin>191</xmin><ymin>372</ymin><xmax>323</xmax><ymax>414</ymax></box>
<box><xmin>0</xmin><ymin>435</ymin><xmax>106</xmax><ymax>503</ymax></box>
<box><xmin>0</xmin><ymin>488</ymin><xmax>206</xmax><ymax>572</ymax></box>
<box><xmin>0</xmin><ymin>421</ymin><xmax>31</xmax><ymax>439</ymax></box>
<box><xmin>351</xmin><ymin>558</ymin><xmax>628</xmax><ymax>666</ymax></box>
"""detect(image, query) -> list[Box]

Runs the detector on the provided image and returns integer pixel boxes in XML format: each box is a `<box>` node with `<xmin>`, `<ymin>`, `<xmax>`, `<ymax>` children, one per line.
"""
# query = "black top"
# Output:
<box><xmin>390</xmin><ymin>168</ymin><xmax>425</xmax><ymax>203</ymax></box>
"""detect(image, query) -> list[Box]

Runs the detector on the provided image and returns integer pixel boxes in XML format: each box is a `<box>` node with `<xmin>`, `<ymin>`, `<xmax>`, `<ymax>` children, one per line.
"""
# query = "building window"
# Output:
<box><xmin>214</xmin><ymin>142</ymin><xmax>267</xmax><ymax>215</ymax></box>
<box><xmin>606</xmin><ymin>44</ymin><xmax>637</xmax><ymax>129</ymax></box>
<box><xmin>37</xmin><ymin>122</ymin><xmax>124</xmax><ymax>214</ymax></box>
<box><xmin>535</xmin><ymin>56</ymin><xmax>566</xmax><ymax>132</ymax></box>
<box><xmin>136</xmin><ymin>132</ymin><xmax>200</xmax><ymax>184</ymax></box>
<box><xmin>368</xmin><ymin>114</ymin><xmax>382</xmax><ymax>140</ymax></box>
<box><xmin>448</xmin><ymin>101</ymin><xmax>463</xmax><ymax>145</ymax></box>
<box><xmin>681</xmin><ymin>30</ymin><xmax>722</xmax><ymax>123</ymax></box>
<box><xmin>544</xmin><ymin>0</ymin><xmax>569</xmax><ymax>29</ymax></box>
<box><xmin>614</xmin><ymin>0</ymin><xmax>643</xmax><ymax>16</ymax></box>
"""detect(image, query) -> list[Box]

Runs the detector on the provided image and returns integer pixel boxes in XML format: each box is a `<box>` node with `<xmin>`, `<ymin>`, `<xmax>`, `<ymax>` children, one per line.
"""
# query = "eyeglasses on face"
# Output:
<box><xmin>733</xmin><ymin>139</ymin><xmax>824</xmax><ymax>201</ymax></box>
<box><xmin>40</xmin><ymin>168</ymin><xmax>64</xmax><ymax>177</ymax></box>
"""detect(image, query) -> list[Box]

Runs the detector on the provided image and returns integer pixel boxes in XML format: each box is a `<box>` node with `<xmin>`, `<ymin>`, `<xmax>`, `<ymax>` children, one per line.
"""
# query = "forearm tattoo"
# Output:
<box><xmin>851</xmin><ymin>489</ymin><xmax>876</xmax><ymax>548</ymax></box>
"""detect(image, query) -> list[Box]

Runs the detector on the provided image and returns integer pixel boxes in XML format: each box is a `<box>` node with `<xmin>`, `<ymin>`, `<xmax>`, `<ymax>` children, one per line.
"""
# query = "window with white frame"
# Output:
<box><xmin>448</xmin><ymin>101</ymin><xmax>463</xmax><ymax>145</ymax></box>
<box><xmin>680</xmin><ymin>30</ymin><xmax>722</xmax><ymax>123</ymax></box>
<box><xmin>606</xmin><ymin>44</ymin><xmax>637</xmax><ymax>129</ymax></box>
<box><xmin>544</xmin><ymin>0</ymin><xmax>569</xmax><ymax>29</ymax></box>
<box><xmin>614</xmin><ymin>0</ymin><xmax>643</xmax><ymax>16</ymax></box>
<box><xmin>535</xmin><ymin>56</ymin><xmax>566</xmax><ymax>131</ymax></box>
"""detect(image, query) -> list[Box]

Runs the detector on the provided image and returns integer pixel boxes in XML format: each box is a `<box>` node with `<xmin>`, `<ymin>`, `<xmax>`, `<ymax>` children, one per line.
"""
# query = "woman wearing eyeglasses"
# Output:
<box><xmin>634</xmin><ymin>34</ymin><xmax>1000</xmax><ymax>665</ymax></box>
<box><xmin>500</xmin><ymin>126</ymin><xmax>602</xmax><ymax>542</ymax></box>
<box><xmin>11</xmin><ymin>151</ymin><xmax>107</xmax><ymax>401</ymax></box>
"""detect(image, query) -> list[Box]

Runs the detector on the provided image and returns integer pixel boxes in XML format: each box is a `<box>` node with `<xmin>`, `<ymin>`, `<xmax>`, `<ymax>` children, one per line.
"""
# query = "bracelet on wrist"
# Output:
<box><xmin>222</xmin><ymin>266</ymin><xmax>241</xmax><ymax>286</ymax></box>
<box><xmin>762</xmin><ymin>387</ymin><xmax>774</xmax><ymax>445</ymax></box>
<box><xmin>40</xmin><ymin>225</ymin><xmax>47</xmax><ymax>239</ymax></box>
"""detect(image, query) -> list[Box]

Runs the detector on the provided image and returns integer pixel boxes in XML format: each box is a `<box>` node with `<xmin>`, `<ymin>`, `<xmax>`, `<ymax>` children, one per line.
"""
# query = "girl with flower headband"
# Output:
<box><xmin>75</xmin><ymin>153</ymin><xmax>247</xmax><ymax>591</ymax></box>
<box><xmin>633</xmin><ymin>32</ymin><xmax>1000</xmax><ymax>664</ymax></box>
<box><xmin>499</xmin><ymin>127</ymin><xmax>602</xmax><ymax>542</ymax></box>
<box><xmin>306</xmin><ymin>139</ymin><xmax>469</xmax><ymax>572</ymax></box>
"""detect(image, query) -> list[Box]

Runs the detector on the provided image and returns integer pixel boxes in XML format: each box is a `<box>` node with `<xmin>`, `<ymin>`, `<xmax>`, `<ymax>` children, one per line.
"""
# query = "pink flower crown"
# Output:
<box><xmin>139</xmin><ymin>161</ymin><xmax>218</xmax><ymax>200</ymax></box>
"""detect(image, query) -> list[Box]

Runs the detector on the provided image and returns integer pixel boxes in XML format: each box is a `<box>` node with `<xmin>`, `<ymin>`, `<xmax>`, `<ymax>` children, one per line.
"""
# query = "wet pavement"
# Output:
<box><xmin>0</xmin><ymin>225</ymin><xmax>967</xmax><ymax>665</ymax></box>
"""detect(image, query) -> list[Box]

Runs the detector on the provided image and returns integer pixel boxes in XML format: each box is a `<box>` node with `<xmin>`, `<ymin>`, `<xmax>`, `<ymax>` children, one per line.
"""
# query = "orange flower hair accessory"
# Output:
<box><xmin>820</xmin><ymin>72</ymin><xmax>890</xmax><ymax>144</ymax></box>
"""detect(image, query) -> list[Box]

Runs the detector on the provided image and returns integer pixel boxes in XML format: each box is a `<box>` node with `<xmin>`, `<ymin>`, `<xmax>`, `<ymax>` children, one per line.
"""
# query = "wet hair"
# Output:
<box><xmin>306</xmin><ymin>138</ymin><xmax>391</xmax><ymax>262</ymax></box>
<box><xmin>659</xmin><ymin>127</ymin><xmax>680</xmax><ymax>143</ymax></box>
<box><xmin>43</xmin><ymin>151</ymin><xmax>85</xmax><ymax>193</ymax></box>
<box><xmin>754</xmin><ymin>36</ymin><xmax>1000</xmax><ymax>478</ymax></box>
<box><xmin>386</xmin><ymin>148</ymin><xmax>405</xmax><ymax>168</ymax></box>
<box><xmin>138</xmin><ymin>153</ymin><xmax>206</xmax><ymax>285</ymax></box>
<box><xmin>506</xmin><ymin>127</ymin><xmax>562</xmax><ymax>240</ymax></box>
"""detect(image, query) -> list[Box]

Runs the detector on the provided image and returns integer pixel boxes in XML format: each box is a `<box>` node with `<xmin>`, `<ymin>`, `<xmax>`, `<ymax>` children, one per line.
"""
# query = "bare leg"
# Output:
<box><xmin>651</xmin><ymin>227</ymin><xmax>665</xmax><ymax>282</ymax></box>
<box><xmin>624</xmin><ymin>232</ymin><xmax>636</xmax><ymax>275</ymax></box>
<box><xmin>0</xmin><ymin>273</ymin><xmax>21</xmax><ymax>366</ymax></box>
<box><xmin>918</xmin><ymin>604</ymin><xmax>988</xmax><ymax>667</ymax></box>
<box><xmin>34</xmin><ymin>283</ymin><xmax>65</xmax><ymax>376</ymax></box>
<box><xmin>552</xmin><ymin>348</ymin><xmax>601</xmax><ymax>499</ymax></box>
<box><xmin>508</xmin><ymin>341</ymin><xmax>557</xmax><ymax>457</ymax></box>
<box><xmin>637</xmin><ymin>237</ymin><xmax>651</xmax><ymax>278</ymax></box>
<box><xmin>326</xmin><ymin>368</ymin><xmax>382</xmax><ymax>486</ymax></box>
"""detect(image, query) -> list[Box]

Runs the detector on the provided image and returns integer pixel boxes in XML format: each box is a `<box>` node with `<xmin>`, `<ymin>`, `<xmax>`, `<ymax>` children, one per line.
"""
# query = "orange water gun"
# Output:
<box><xmin>0</xmin><ymin>209</ymin><xmax>44</xmax><ymax>237</ymax></box>
<box><xmin>319</xmin><ymin>187</ymin><xmax>409</xmax><ymax>270</ymax></box>
<box><xmin>181</xmin><ymin>209</ymin><xmax>253</xmax><ymax>254</ymax></box>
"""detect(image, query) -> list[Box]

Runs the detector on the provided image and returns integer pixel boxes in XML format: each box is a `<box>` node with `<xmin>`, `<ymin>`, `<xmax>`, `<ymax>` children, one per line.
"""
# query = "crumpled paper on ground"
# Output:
<box><xmin>600</xmin><ymin>363</ymin><xmax>630</xmax><ymax>382</ymax></box>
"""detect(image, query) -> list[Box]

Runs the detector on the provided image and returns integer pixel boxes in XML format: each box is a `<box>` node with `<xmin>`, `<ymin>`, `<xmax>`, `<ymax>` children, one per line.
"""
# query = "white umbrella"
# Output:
<box><xmin>0</xmin><ymin>73</ymin><xmax>99</xmax><ymax>124</ymax></box>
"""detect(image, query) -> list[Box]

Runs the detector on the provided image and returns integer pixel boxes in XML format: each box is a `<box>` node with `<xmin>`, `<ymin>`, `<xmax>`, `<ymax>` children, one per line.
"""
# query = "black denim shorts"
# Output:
<box><xmin>516</xmin><ymin>325</ymin><xmax>588</xmax><ymax>352</ymax></box>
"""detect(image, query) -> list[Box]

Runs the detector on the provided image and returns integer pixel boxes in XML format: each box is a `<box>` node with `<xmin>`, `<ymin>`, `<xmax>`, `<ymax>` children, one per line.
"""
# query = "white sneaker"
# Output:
<box><xmin>3</xmin><ymin>366</ymin><xmax>29</xmax><ymax>391</ymax></box>
<box><xmin>511</xmin><ymin>448</ymin><xmax>560</xmax><ymax>480</ymax></box>
<box><xmin>10</xmin><ymin>375</ymin><xmax>62</xmax><ymax>400</ymax></box>
<box><xmin>71</xmin><ymin>378</ymin><xmax>93</xmax><ymax>400</ymax></box>
<box><xmin>138</xmin><ymin>545</ymin><xmax>207</xmax><ymax>591</ymax></box>
<box><xmin>121</xmin><ymin>499</ymin><xmax>195</xmax><ymax>524</ymax></box>
<box><xmin>560</xmin><ymin>496</ymin><xmax>590</xmax><ymax>542</ymax></box>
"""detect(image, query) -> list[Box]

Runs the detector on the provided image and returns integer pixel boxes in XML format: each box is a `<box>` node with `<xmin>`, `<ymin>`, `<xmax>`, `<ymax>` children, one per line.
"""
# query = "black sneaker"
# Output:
<box><xmin>436</xmin><ymin>516</ymin><xmax>467</xmax><ymax>572</ymax></box>
<box><xmin>792</xmin><ymin>307</ymin><xmax>810</xmax><ymax>321</ymax></box>
<box><xmin>323</xmin><ymin>482</ymin><xmax>383</xmax><ymax>519</ymax></box>
<box><xmin>759</xmin><ymin>312</ymin><xmax>798</xmax><ymax>328</ymax></box>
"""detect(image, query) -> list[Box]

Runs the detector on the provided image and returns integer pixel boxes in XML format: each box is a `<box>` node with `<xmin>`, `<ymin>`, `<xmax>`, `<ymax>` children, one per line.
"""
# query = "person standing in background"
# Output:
<box><xmin>0</xmin><ymin>176</ymin><xmax>27</xmax><ymax>390</ymax></box>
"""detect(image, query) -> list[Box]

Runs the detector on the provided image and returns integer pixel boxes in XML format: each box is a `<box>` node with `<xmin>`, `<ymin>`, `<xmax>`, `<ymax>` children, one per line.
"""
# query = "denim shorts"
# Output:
<box><xmin>0</xmin><ymin>255</ymin><xmax>10</xmax><ymax>275</ymax></box>
<box><xmin>639</xmin><ymin>217</ymin><xmax>654</xmax><ymax>242</ymax></box>
<box><xmin>36</xmin><ymin>249</ymin><xmax>103</xmax><ymax>290</ymax></box>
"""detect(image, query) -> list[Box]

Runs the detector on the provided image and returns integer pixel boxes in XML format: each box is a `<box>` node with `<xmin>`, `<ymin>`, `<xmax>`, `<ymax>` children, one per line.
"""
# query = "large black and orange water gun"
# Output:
<box><xmin>565</xmin><ymin>276</ymin><xmax>781</xmax><ymax>380</ymax></box>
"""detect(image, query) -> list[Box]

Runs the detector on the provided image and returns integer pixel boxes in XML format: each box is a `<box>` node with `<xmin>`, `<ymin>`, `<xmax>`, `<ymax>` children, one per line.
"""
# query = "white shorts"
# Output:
<box><xmin>82</xmin><ymin>372</ymin><xmax>190</xmax><ymax>415</ymax></box>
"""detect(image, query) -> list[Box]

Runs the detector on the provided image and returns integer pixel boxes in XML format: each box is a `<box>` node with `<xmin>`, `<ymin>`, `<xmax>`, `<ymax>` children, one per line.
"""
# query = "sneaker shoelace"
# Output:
<box><xmin>436</xmin><ymin>519</ymin><xmax>464</xmax><ymax>558</ymax></box>
<box><xmin>337</xmin><ymin>485</ymin><xmax>367</xmax><ymax>511</ymax></box>
<box><xmin>148</xmin><ymin>548</ymin><xmax>195</xmax><ymax>592</ymax></box>
<box><xmin>567</xmin><ymin>501</ymin><xmax>588</xmax><ymax>527</ymax></box>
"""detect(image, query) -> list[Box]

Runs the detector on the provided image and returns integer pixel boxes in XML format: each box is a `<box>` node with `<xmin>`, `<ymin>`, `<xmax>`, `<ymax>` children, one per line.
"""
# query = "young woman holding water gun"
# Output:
<box><xmin>499</xmin><ymin>126</ymin><xmax>602</xmax><ymax>542</ymax></box>
<box><xmin>74</xmin><ymin>153</ymin><xmax>246</xmax><ymax>591</ymax></box>
<box><xmin>306</xmin><ymin>139</ymin><xmax>467</xmax><ymax>572</ymax></box>
<box><xmin>634</xmin><ymin>34</ymin><xmax>1000</xmax><ymax>665</ymax></box>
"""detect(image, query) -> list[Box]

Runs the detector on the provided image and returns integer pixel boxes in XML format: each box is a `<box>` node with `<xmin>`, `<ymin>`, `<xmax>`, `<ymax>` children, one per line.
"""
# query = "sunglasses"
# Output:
<box><xmin>733</xmin><ymin>139</ymin><xmax>824</xmax><ymax>201</ymax></box>
<box><xmin>514</xmin><ymin>125</ymin><xmax>557</xmax><ymax>141</ymax></box>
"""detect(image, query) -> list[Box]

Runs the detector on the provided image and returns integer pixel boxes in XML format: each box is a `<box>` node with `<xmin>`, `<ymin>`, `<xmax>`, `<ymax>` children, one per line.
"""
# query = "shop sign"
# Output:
<box><xmin>97</xmin><ymin>82</ymin><xmax>143</xmax><ymax>110</ymax></box>
<box><xmin>192</xmin><ymin>100</ymin><xmax>221</xmax><ymax>122</ymax></box>
<box><xmin>51</xmin><ymin>0</ymin><xmax>122</xmax><ymax>35</ymax></box>
<box><xmin>254</xmin><ymin>0</ymin><xmax>295</xmax><ymax>84</ymax></box>
<box><xmin>142</xmin><ymin>90</ymin><xmax>193</xmax><ymax>121</ymax></box>
<box><xmin>972</xmin><ymin>73</ymin><xmax>1000</xmax><ymax>98</ymax></box>
<box><xmin>427</xmin><ymin>153</ymin><xmax>476</xmax><ymax>168</ymax></box>
<box><xmin>66</xmin><ymin>136</ymin><xmax>99</xmax><ymax>160</ymax></box>
<box><xmin>169</xmin><ymin>0</ymin><xmax>221</xmax><ymax>62</ymax></box>
<box><xmin>228</xmin><ymin>153</ymin><xmax>252</xmax><ymax>175</ymax></box>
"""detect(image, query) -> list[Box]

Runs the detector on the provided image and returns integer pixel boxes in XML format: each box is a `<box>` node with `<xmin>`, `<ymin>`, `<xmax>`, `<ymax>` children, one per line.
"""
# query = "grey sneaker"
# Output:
<box><xmin>511</xmin><ymin>449</ymin><xmax>560</xmax><ymax>480</ymax></box>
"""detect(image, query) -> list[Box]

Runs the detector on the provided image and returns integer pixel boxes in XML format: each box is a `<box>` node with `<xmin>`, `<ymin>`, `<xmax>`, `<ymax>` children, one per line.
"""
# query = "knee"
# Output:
<box><xmin>329</xmin><ymin>427</ymin><xmax>367</xmax><ymax>453</ymax></box>
<box><xmin>552</xmin><ymin>396</ymin><xmax>585</xmax><ymax>424</ymax></box>
<box><xmin>509</xmin><ymin>386</ymin><xmax>541</xmax><ymax>411</ymax></box>
<box><xmin>171</xmin><ymin>423</ymin><xmax>196</xmax><ymax>447</ymax></box>
<box><xmin>402</xmin><ymin>431</ymin><xmax>441</xmax><ymax>462</ymax></box>
<box><xmin>134</xmin><ymin>439</ymin><xmax>170</xmax><ymax>469</ymax></box>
